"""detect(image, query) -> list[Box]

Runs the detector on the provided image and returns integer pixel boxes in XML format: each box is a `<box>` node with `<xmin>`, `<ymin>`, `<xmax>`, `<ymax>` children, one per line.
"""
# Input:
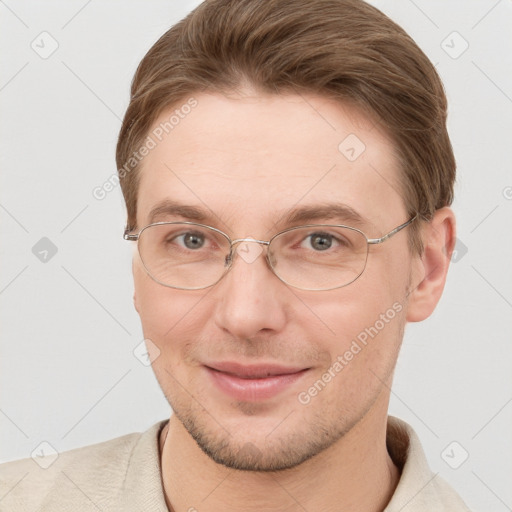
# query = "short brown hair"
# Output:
<box><xmin>116</xmin><ymin>0</ymin><xmax>456</xmax><ymax>256</ymax></box>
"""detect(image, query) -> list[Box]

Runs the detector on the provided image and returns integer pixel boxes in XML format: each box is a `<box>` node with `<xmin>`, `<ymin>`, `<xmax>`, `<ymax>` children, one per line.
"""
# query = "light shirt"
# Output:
<box><xmin>0</xmin><ymin>416</ymin><xmax>471</xmax><ymax>511</ymax></box>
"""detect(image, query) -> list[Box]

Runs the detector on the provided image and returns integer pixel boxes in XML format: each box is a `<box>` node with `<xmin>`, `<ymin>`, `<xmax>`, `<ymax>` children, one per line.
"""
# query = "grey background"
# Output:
<box><xmin>1</xmin><ymin>1</ymin><xmax>511</xmax><ymax>510</ymax></box>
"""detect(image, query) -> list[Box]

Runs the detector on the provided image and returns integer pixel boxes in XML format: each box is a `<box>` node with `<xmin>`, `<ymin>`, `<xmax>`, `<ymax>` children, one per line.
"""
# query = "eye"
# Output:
<box><xmin>173</xmin><ymin>231</ymin><xmax>207</xmax><ymax>250</ymax></box>
<box><xmin>307</xmin><ymin>232</ymin><xmax>333</xmax><ymax>251</ymax></box>
<box><xmin>302</xmin><ymin>231</ymin><xmax>346</xmax><ymax>251</ymax></box>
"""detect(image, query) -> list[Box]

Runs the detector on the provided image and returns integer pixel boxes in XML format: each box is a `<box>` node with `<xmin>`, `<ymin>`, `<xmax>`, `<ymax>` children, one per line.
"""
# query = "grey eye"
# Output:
<box><xmin>308</xmin><ymin>233</ymin><xmax>333</xmax><ymax>251</ymax></box>
<box><xmin>181</xmin><ymin>232</ymin><xmax>205</xmax><ymax>249</ymax></box>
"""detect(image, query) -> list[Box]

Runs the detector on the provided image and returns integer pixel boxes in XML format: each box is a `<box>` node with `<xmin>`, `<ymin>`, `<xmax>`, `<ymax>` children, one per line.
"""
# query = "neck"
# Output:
<box><xmin>159</xmin><ymin>401</ymin><xmax>400</xmax><ymax>512</ymax></box>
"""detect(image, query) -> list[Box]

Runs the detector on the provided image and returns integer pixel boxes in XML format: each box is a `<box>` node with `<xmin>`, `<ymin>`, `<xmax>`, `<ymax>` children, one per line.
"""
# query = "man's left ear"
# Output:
<box><xmin>405</xmin><ymin>207</ymin><xmax>456</xmax><ymax>323</ymax></box>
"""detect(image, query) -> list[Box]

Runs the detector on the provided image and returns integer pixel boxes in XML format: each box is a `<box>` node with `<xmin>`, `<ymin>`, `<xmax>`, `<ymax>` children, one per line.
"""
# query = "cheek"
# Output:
<box><xmin>295</xmin><ymin>287</ymin><xmax>406</xmax><ymax>419</ymax></box>
<box><xmin>133</xmin><ymin>262</ymin><xmax>205</xmax><ymax>341</ymax></box>
<box><xmin>312</xmin><ymin>293</ymin><xmax>406</xmax><ymax>398</ymax></box>
<box><xmin>307</xmin><ymin>270</ymin><xmax>408</xmax><ymax>367</ymax></box>
<box><xmin>133</xmin><ymin>263</ymin><xmax>166</xmax><ymax>330</ymax></box>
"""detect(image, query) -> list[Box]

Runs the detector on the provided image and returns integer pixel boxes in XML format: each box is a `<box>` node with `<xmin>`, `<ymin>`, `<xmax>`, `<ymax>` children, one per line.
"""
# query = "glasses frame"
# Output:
<box><xmin>124</xmin><ymin>214</ymin><xmax>418</xmax><ymax>291</ymax></box>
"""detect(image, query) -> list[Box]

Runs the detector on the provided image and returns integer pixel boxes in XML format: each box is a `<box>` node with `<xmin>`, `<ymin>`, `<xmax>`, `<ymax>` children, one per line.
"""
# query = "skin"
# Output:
<box><xmin>131</xmin><ymin>88</ymin><xmax>456</xmax><ymax>512</ymax></box>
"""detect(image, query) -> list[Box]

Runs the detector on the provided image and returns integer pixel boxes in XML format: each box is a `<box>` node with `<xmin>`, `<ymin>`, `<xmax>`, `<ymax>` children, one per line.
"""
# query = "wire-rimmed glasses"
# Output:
<box><xmin>124</xmin><ymin>215</ymin><xmax>417</xmax><ymax>291</ymax></box>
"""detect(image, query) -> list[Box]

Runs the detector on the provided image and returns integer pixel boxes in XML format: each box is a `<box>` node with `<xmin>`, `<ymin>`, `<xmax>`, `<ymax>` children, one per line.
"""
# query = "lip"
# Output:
<box><xmin>204</xmin><ymin>361</ymin><xmax>310</xmax><ymax>401</ymax></box>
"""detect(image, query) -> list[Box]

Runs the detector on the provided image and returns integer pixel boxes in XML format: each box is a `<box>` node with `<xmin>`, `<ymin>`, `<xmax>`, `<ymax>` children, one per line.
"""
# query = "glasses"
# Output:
<box><xmin>124</xmin><ymin>215</ymin><xmax>417</xmax><ymax>291</ymax></box>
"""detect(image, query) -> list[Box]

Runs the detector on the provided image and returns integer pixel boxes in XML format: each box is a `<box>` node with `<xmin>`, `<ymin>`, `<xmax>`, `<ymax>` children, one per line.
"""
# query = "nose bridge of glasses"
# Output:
<box><xmin>230</xmin><ymin>237</ymin><xmax>270</xmax><ymax>247</ymax></box>
<box><xmin>225</xmin><ymin>237</ymin><xmax>271</xmax><ymax>267</ymax></box>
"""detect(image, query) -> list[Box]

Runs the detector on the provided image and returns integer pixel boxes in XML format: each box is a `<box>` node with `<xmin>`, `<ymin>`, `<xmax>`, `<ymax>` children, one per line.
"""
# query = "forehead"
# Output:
<box><xmin>135</xmin><ymin>91</ymin><xmax>405</xmax><ymax>235</ymax></box>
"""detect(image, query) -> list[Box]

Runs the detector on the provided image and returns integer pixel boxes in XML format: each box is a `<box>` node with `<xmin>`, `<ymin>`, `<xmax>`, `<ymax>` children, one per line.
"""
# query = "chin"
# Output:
<box><xmin>171</xmin><ymin>397</ymin><xmax>357</xmax><ymax>472</ymax></box>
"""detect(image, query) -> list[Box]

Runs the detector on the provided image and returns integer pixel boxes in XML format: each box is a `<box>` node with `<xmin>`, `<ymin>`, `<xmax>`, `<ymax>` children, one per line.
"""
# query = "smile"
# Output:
<box><xmin>203</xmin><ymin>362</ymin><xmax>311</xmax><ymax>401</ymax></box>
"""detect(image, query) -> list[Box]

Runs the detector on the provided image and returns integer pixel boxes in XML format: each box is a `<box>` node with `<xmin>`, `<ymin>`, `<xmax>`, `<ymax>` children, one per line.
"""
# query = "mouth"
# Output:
<box><xmin>203</xmin><ymin>361</ymin><xmax>311</xmax><ymax>401</ymax></box>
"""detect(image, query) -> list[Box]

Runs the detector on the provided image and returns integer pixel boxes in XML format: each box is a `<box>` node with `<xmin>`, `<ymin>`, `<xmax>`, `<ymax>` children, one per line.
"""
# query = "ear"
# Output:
<box><xmin>405</xmin><ymin>207</ymin><xmax>456</xmax><ymax>322</ymax></box>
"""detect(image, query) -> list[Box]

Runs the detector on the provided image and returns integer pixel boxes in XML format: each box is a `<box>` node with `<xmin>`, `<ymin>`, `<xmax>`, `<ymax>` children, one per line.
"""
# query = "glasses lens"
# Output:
<box><xmin>269</xmin><ymin>225</ymin><xmax>368</xmax><ymax>290</ymax></box>
<box><xmin>138</xmin><ymin>223</ymin><xmax>231</xmax><ymax>289</ymax></box>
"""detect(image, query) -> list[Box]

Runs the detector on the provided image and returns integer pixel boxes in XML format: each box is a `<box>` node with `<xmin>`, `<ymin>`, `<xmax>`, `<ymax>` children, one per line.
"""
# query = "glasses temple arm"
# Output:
<box><xmin>367</xmin><ymin>214</ymin><xmax>418</xmax><ymax>245</ymax></box>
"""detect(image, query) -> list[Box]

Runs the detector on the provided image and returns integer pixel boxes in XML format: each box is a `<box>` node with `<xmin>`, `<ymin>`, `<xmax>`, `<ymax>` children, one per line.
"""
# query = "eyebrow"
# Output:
<box><xmin>148</xmin><ymin>199</ymin><xmax>211</xmax><ymax>224</ymax></box>
<box><xmin>279</xmin><ymin>203</ymin><xmax>369</xmax><ymax>229</ymax></box>
<box><xmin>147</xmin><ymin>199</ymin><xmax>371</xmax><ymax>231</ymax></box>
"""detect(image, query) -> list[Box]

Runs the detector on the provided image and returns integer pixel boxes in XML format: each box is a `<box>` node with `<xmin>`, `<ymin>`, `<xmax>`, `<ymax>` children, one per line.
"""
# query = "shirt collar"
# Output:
<box><xmin>383</xmin><ymin>415</ymin><xmax>470</xmax><ymax>511</ymax></box>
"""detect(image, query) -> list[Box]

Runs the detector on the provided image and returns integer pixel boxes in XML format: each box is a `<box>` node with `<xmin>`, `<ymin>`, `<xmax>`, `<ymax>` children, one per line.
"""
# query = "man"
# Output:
<box><xmin>0</xmin><ymin>0</ymin><xmax>472</xmax><ymax>510</ymax></box>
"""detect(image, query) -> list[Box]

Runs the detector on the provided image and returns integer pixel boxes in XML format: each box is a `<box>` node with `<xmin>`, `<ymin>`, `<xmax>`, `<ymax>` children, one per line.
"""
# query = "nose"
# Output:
<box><xmin>212</xmin><ymin>239</ymin><xmax>287</xmax><ymax>339</ymax></box>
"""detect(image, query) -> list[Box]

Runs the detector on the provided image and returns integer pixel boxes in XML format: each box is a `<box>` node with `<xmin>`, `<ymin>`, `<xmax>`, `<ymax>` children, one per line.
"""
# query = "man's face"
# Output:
<box><xmin>132</xmin><ymin>90</ymin><xmax>419</xmax><ymax>471</ymax></box>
